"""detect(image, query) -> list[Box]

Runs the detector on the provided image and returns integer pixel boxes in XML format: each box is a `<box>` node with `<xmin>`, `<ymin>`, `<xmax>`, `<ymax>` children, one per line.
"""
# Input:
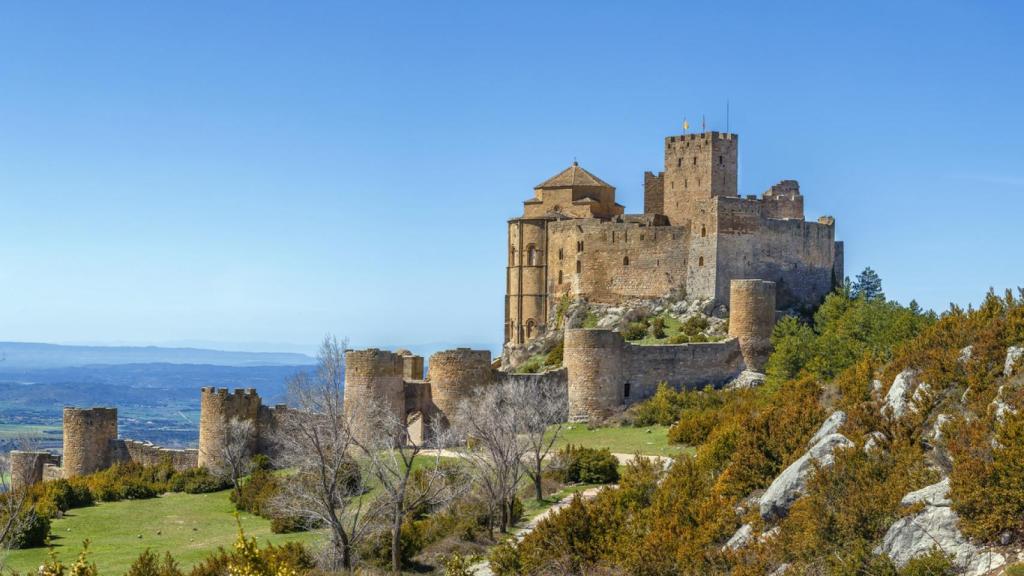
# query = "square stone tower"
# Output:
<box><xmin>661</xmin><ymin>132</ymin><xmax>738</xmax><ymax>225</ymax></box>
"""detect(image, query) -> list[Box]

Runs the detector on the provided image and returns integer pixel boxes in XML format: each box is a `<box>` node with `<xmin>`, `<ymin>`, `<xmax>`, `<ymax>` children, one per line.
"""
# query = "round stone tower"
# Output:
<box><xmin>427</xmin><ymin>348</ymin><xmax>493</xmax><ymax>428</ymax></box>
<box><xmin>198</xmin><ymin>387</ymin><xmax>262</xmax><ymax>469</ymax></box>
<box><xmin>564</xmin><ymin>329</ymin><xmax>625</xmax><ymax>422</ymax></box>
<box><xmin>9</xmin><ymin>451</ymin><xmax>48</xmax><ymax>490</ymax></box>
<box><xmin>343</xmin><ymin>349</ymin><xmax>406</xmax><ymax>440</ymax></box>
<box><xmin>728</xmin><ymin>279</ymin><xmax>777</xmax><ymax>372</ymax></box>
<box><xmin>62</xmin><ymin>407</ymin><xmax>118</xmax><ymax>478</ymax></box>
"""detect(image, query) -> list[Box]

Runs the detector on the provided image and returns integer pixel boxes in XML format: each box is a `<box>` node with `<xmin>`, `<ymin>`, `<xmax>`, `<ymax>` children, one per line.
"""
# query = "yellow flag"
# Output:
<box><xmin>683</xmin><ymin>119</ymin><xmax>689</xmax><ymax>131</ymax></box>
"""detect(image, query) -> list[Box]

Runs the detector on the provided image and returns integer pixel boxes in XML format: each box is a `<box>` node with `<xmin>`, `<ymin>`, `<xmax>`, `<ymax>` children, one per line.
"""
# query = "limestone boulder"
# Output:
<box><xmin>807</xmin><ymin>411</ymin><xmax>846</xmax><ymax>448</ymax></box>
<box><xmin>1005</xmin><ymin>346</ymin><xmax>1023</xmax><ymax>377</ymax></box>
<box><xmin>723</xmin><ymin>523</ymin><xmax>752</xmax><ymax>551</ymax></box>
<box><xmin>723</xmin><ymin>370</ymin><xmax>766</xmax><ymax>390</ymax></box>
<box><xmin>883</xmin><ymin>369</ymin><xmax>929</xmax><ymax>420</ymax></box>
<box><xmin>759</xmin><ymin>432</ymin><xmax>853</xmax><ymax>520</ymax></box>
<box><xmin>875</xmin><ymin>478</ymin><xmax>1005</xmax><ymax>576</ymax></box>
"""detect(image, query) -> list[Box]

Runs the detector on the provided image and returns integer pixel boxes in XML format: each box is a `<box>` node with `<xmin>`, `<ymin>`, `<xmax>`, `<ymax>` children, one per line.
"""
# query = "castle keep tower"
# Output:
<box><xmin>427</xmin><ymin>348</ymin><xmax>493</xmax><ymax>427</ymax></box>
<box><xmin>661</xmin><ymin>132</ymin><xmax>738</xmax><ymax>225</ymax></box>
<box><xmin>62</xmin><ymin>407</ymin><xmax>118</xmax><ymax>477</ymax></box>
<box><xmin>728</xmin><ymin>279</ymin><xmax>777</xmax><ymax>372</ymax></box>
<box><xmin>197</xmin><ymin>388</ymin><xmax>261</xmax><ymax>469</ymax></box>
<box><xmin>343</xmin><ymin>349</ymin><xmax>406</xmax><ymax>440</ymax></box>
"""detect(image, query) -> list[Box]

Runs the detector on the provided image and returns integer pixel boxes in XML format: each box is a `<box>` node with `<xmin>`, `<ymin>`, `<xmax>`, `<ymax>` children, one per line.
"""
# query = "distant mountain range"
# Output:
<box><xmin>0</xmin><ymin>341</ymin><xmax>316</xmax><ymax>370</ymax></box>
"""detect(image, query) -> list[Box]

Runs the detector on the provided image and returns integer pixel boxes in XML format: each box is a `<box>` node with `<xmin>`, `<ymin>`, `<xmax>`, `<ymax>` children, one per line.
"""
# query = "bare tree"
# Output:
<box><xmin>207</xmin><ymin>417</ymin><xmax>256</xmax><ymax>497</ymax></box>
<box><xmin>271</xmin><ymin>336</ymin><xmax>374</xmax><ymax>573</ymax></box>
<box><xmin>453</xmin><ymin>381</ymin><xmax>529</xmax><ymax>535</ymax></box>
<box><xmin>0</xmin><ymin>452</ymin><xmax>31</xmax><ymax>572</ymax></box>
<box><xmin>355</xmin><ymin>399</ymin><xmax>464</xmax><ymax>574</ymax></box>
<box><xmin>508</xmin><ymin>375</ymin><xmax>568</xmax><ymax>502</ymax></box>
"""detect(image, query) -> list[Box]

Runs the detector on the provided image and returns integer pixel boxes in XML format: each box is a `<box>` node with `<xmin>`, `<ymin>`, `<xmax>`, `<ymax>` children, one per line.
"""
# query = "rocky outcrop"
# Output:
<box><xmin>759</xmin><ymin>430</ymin><xmax>853</xmax><ymax>520</ymax></box>
<box><xmin>883</xmin><ymin>369</ymin><xmax>931</xmax><ymax>420</ymax></box>
<box><xmin>723</xmin><ymin>523</ymin><xmax>752</xmax><ymax>551</ymax></box>
<box><xmin>875</xmin><ymin>479</ymin><xmax>1005</xmax><ymax>576</ymax></box>
<box><xmin>723</xmin><ymin>370</ymin><xmax>766</xmax><ymax>390</ymax></box>
<box><xmin>807</xmin><ymin>410</ymin><xmax>846</xmax><ymax>448</ymax></box>
<box><xmin>1005</xmin><ymin>346</ymin><xmax>1023</xmax><ymax>377</ymax></box>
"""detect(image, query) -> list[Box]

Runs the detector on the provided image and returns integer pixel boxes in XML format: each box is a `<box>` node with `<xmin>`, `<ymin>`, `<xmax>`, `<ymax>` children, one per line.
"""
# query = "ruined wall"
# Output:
<box><xmin>110</xmin><ymin>440</ymin><xmax>198</xmax><ymax>471</ymax></box>
<box><xmin>62</xmin><ymin>407</ymin><xmax>118</xmax><ymax>478</ymax></box>
<box><xmin>708</xmin><ymin>196</ymin><xmax>836</xmax><ymax>308</ymax></box>
<box><xmin>428</xmin><ymin>348</ymin><xmax>493</xmax><ymax>428</ymax></box>
<box><xmin>9</xmin><ymin>451</ymin><xmax>61</xmax><ymax>490</ymax></box>
<box><xmin>662</xmin><ymin>132</ymin><xmax>739</xmax><ymax>225</ymax></box>
<box><xmin>546</xmin><ymin>218</ymin><xmax>688</xmax><ymax>305</ymax></box>
<box><xmin>564</xmin><ymin>328</ymin><xmax>744</xmax><ymax>421</ymax></box>
<box><xmin>197</xmin><ymin>388</ymin><xmax>261</xmax><ymax>469</ymax></box>
<box><xmin>761</xmin><ymin>180</ymin><xmax>804</xmax><ymax>220</ymax></box>
<box><xmin>728</xmin><ymin>280</ymin><xmax>777</xmax><ymax>372</ymax></box>
<box><xmin>344</xmin><ymin>349</ymin><xmax>406</xmax><ymax>441</ymax></box>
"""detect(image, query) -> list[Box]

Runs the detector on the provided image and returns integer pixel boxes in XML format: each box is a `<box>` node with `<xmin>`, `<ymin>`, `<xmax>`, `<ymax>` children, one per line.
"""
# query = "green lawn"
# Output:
<box><xmin>548</xmin><ymin>424</ymin><xmax>692</xmax><ymax>458</ymax></box>
<box><xmin>3</xmin><ymin>490</ymin><xmax>320</xmax><ymax>575</ymax></box>
<box><xmin>0</xmin><ymin>423</ymin><xmax>61</xmax><ymax>441</ymax></box>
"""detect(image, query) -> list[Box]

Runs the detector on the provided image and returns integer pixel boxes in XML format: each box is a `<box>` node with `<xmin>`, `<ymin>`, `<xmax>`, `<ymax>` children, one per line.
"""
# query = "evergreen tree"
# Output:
<box><xmin>851</xmin><ymin>267</ymin><xmax>884</xmax><ymax>301</ymax></box>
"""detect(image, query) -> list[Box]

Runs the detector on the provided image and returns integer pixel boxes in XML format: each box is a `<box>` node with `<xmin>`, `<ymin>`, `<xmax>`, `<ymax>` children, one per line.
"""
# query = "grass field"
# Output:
<box><xmin>2</xmin><ymin>490</ymin><xmax>320</xmax><ymax>575</ymax></box>
<box><xmin>548</xmin><ymin>424</ymin><xmax>692</xmax><ymax>458</ymax></box>
<box><xmin>0</xmin><ymin>424</ymin><xmax>61</xmax><ymax>441</ymax></box>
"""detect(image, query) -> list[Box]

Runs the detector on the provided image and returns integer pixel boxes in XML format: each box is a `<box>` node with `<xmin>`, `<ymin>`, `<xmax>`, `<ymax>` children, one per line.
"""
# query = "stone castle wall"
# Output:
<box><xmin>9</xmin><ymin>450</ymin><xmax>61</xmax><ymax>491</ymax></box>
<box><xmin>62</xmin><ymin>407</ymin><xmax>118</xmax><ymax>477</ymax></box>
<box><xmin>110</xmin><ymin>440</ymin><xmax>198</xmax><ymax>471</ymax></box>
<box><xmin>564</xmin><ymin>328</ymin><xmax>744</xmax><ymax>421</ymax></box>
<box><xmin>546</xmin><ymin>218</ymin><xmax>689</xmax><ymax>305</ymax></box>
<box><xmin>343</xmin><ymin>349</ymin><xmax>406</xmax><ymax>440</ymax></box>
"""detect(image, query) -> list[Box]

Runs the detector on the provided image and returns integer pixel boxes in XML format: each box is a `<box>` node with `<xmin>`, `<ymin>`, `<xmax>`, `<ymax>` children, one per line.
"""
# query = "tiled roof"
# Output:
<box><xmin>535</xmin><ymin>162</ymin><xmax>613</xmax><ymax>189</ymax></box>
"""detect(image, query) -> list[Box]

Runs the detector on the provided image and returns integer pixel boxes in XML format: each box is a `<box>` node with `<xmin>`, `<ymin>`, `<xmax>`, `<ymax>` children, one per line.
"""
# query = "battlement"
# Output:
<box><xmin>666</xmin><ymin>131</ymin><xmax>738</xmax><ymax>143</ymax></box>
<box><xmin>200</xmin><ymin>386</ymin><xmax>260</xmax><ymax>398</ymax></box>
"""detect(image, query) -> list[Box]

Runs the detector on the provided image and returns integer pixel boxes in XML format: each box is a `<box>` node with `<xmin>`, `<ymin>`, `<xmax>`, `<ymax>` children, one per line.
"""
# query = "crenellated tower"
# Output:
<box><xmin>343</xmin><ymin>349</ymin><xmax>406</xmax><ymax>441</ymax></box>
<box><xmin>660</xmin><ymin>131</ymin><xmax>738</xmax><ymax>225</ymax></box>
<box><xmin>197</xmin><ymin>387</ymin><xmax>261</xmax><ymax>469</ymax></box>
<box><xmin>62</xmin><ymin>407</ymin><xmax>118</xmax><ymax>477</ymax></box>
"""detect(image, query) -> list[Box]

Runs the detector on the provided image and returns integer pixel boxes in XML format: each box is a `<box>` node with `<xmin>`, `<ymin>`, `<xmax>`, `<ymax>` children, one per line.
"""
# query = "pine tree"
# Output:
<box><xmin>851</xmin><ymin>267</ymin><xmax>884</xmax><ymax>301</ymax></box>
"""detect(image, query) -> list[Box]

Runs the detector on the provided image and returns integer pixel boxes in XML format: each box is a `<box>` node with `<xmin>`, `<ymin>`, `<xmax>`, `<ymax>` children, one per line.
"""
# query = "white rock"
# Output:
<box><xmin>723</xmin><ymin>523</ymin><xmax>752</xmax><ymax>551</ymax></box>
<box><xmin>876</xmin><ymin>478</ymin><xmax>1006</xmax><ymax>576</ymax></box>
<box><xmin>864</xmin><ymin>431</ymin><xmax>887</xmax><ymax>453</ymax></box>
<box><xmin>723</xmin><ymin>370</ymin><xmax>766</xmax><ymax>390</ymax></box>
<box><xmin>900</xmin><ymin>477</ymin><xmax>951</xmax><ymax>507</ymax></box>
<box><xmin>768</xmin><ymin>563</ymin><xmax>790</xmax><ymax>576</ymax></box>
<box><xmin>959</xmin><ymin>345</ymin><xmax>974</xmax><ymax>364</ymax></box>
<box><xmin>759</xmin><ymin>433</ymin><xmax>854</xmax><ymax>520</ymax></box>
<box><xmin>808</xmin><ymin>411</ymin><xmax>847</xmax><ymax>448</ymax></box>
<box><xmin>930</xmin><ymin>414</ymin><xmax>952</xmax><ymax>442</ymax></box>
<box><xmin>1005</xmin><ymin>346</ymin><xmax>1023</xmax><ymax>377</ymax></box>
<box><xmin>884</xmin><ymin>369</ymin><xmax>927</xmax><ymax>419</ymax></box>
<box><xmin>871</xmin><ymin>379</ymin><xmax>883</xmax><ymax>394</ymax></box>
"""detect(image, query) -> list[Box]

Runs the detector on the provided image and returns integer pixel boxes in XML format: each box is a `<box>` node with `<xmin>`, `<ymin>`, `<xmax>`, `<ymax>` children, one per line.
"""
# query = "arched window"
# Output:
<box><xmin>698</xmin><ymin>256</ymin><xmax>705</xmax><ymax>267</ymax></box>
<box><xmin>527</xmin><ymin>245</ymin><xmax>536</xmax><ymax>266</ymax></box>
<box><xmin>623</xmin><ymin>256</ymin><xmax>630</xmax><ymax>266</ymax></box>
<box><xmin>701</xmin><ymin>225</ymin><xmax>707</xmax><ymax>238</ymax></box>
<box><xmin>526</xmin><ymin>320</ymin><xmax>535</xmax><ymax>340</ymax></box>
<box><xmin>576</xmin><ymin>260</ymin><xmax>582</xmax><ymax>273</ymax></box>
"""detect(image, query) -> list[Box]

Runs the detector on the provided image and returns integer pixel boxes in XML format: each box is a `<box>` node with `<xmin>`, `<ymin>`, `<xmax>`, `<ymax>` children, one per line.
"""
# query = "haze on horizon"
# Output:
<box><xmin>1</xmin><ymin>1</ymin><xmax>1022</xmax><ymax>354</ymax></box>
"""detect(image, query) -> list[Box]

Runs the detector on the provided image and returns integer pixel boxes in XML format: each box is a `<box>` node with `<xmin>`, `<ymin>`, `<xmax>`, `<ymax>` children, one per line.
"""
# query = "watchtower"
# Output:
<box><xmin>427</xmin><ymin>348</ymin><xmax>492</xmax><ymax>428</ymax></box>
<box><xmin>661</xmin><ymin>131</ymin><xmax>738</xmax><ymax>225</ymax></box>
<box><xmin>728</xmin><ymin>279</ymin><xmax>777</xmax><ymax>372</ymax></box>
<box><xmin>62</xmin><ymin>407</ymin><xmax>118</xmax><ymax>477</ymax></box>
<box><xmin>563</xmin><ymin>329</ymin><xmax>625</xmax><ymax>421</ymax></box>
<box><xmin>197</xmin><ymin>387</ymin><xmax>261</xmax><ymax>469</ymax></box>
<box><xmin>343</xmin><ymin>349</ymin><xmax>406</xmax><ymax>441</ymax></box>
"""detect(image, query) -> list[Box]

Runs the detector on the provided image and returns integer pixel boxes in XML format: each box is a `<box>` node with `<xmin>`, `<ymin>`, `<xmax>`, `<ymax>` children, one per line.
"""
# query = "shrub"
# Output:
<box><xmin>681</xmin><ymin>315</ymin><xmax>709</xmax><ymax>336</ymax></box>
<box><xmin>443</xmin><ymin>552</ymin><xmax>480</xmax><ymax>576</ymax></box>
<box><xmin>188</xmin><ymin>527</ymin><xmax>312</xmax><ymax>576</ymax></box>
<box><xmin>231</xmin><ymin>468</ymin><xmax>280</xmax><ymax>516</ymax></box>
<box><xmin>669</xmin><ymin>333</ymin><xmax>690</xmax><ymax>344</ymax></box>
<box><xmin>488</xmin><ymin>540</ymin><xmax>521</xmax><ymax>576</ymax></box>
<box><xmin>544</xmin><ymin>340</ymin><xmax>564</xmax><ymax>367</ymax></box>
<box><xmin>358</xmin><ymin>521</ymin><xmax>423</xmax><ymax>569</ymax></box>
<box><xmin>36</xmin><ymin>479</ymin><xmax>94</xmax><ymax>514</ymax></box>
<box><xmin>550</xmin><ymin>445</ymin><xmax>619</xmax><ymax>484</ymax></box>
<box><xmin>126</xmin><ymin>549</ymin><xmax>184</xmax><ymax>576</ymax></box>
<box><xmin>623</xmin><ymin>321</ymin><xmax>648</xmax><ymax>341</ymax></box>
<box><xmin>631</xmin><ymin>382</ymin><xmax>682</xmax><ymax>426</ymax></box>
<box><xmin>649</xmin><ymin>316</ymin><xmax>667</xmax><ymax>339</ymax></box>
<box><xmin>667</xmin><ymin>406</ymin><xmax>720</xmax><ymax>445</ymax></box>
<box><xmin>168</xmin><ymin>468</ymin><xmax>229</xmax><ymax>494</ymax></box>
<box><xmin>1</xmin><ymin>508</ymin><xmax>50</xmax><ymax>549</ymax></box>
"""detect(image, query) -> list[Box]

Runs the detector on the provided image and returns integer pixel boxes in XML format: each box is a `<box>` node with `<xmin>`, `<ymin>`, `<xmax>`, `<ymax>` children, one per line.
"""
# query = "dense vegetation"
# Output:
<box><xmin>494</xmin><ymin>274</ymin><xmax>1024</xmax><ymax>575</ymax></box>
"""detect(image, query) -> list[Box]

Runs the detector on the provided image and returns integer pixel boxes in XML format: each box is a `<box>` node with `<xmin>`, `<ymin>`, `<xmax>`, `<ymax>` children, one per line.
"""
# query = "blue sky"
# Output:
<box><xmin>1</xmin><ymin>1</ymin><xmax>1022</xmax><ymax>355</ymax></box>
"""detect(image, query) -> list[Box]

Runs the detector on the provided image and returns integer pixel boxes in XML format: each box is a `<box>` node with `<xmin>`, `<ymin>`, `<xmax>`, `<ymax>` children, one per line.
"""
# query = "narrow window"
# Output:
<box><xmin>699</xmin><ymin>256</ymin><xmax>705</xmax><ymax>267</ymax></box>
<box><xmin>527</xmin><ymin>245</ymin><xmax>536</xmax><ymax>266</ymax></box>
<box><xmin>576</xmin><ymin>260</ymin><xmax>582</xmax><ymax>273</ymax></box>
<box><xmin>510</xmin><ymin>247</ymin><xmax>515</xmax><ymax>265</ymax></box>
<box><xmin>558</xmin><ymin>248</ymin><xmax>564</xmax><ymax>261</ymax></box>
<box><xmin>684</xmin><ymin>179</ymin><xmax>688</xmax><ymax>189</ymax></box>
<box><xmin>693</xmin><ymin>157</ymin><xmax>697</xmax><ymax>166</ymax></box>
<box><xmin>624</xmin><ymin>382</ymin><xmax>631</xmax><ymax>398</ymax></box>
<box><xmin>719</xmin><ymin>155</ymin><xmax>723</xmax><ymax>166</ymax></box>
<box><xmin>677</xmin><ymin>158</ymin><xmax>682</xmax><ymax>168</ymax></box>
<box><xmin>577</xmin><ymin>240</ymin><xmax>584</xmax><ymax>253</ymax></box>
<box><xmin>623</xmin><ymin>256</ymin><xmax>630</xmax><ymax>266</ymax></box>
<box><xmin>526</xmin><ymin>320</ymin><xmax>535</xmax><ymax>339</ymax></box>
<box><xmin>701</xmin><ymin>225</ymin><xmax>707</xmax><ymax>238</ymax></box>
<box><xmin>558</xmin><ymin>270</ymin><xmax>563</xmax><ymax>283</ymax></box>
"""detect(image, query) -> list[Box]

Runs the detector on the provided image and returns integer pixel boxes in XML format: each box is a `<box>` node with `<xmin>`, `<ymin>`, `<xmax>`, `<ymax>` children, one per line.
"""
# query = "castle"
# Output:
<box><xmin>506</xmin><ymin>131</ymin><xmax>842</xmax><ymax>345</ymax></box>
<box><xmin>9</xmin><ymin>128</ymin><xmax>843</xmax><ymax>490</ymax></box>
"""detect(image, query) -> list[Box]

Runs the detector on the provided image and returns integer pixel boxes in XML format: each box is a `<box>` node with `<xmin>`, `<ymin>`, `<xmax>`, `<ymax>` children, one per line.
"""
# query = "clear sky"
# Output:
<box><xmin>1</xmin><ymin>1</ymin><xmax>1022</xmax><ymax>355</ymax></box>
